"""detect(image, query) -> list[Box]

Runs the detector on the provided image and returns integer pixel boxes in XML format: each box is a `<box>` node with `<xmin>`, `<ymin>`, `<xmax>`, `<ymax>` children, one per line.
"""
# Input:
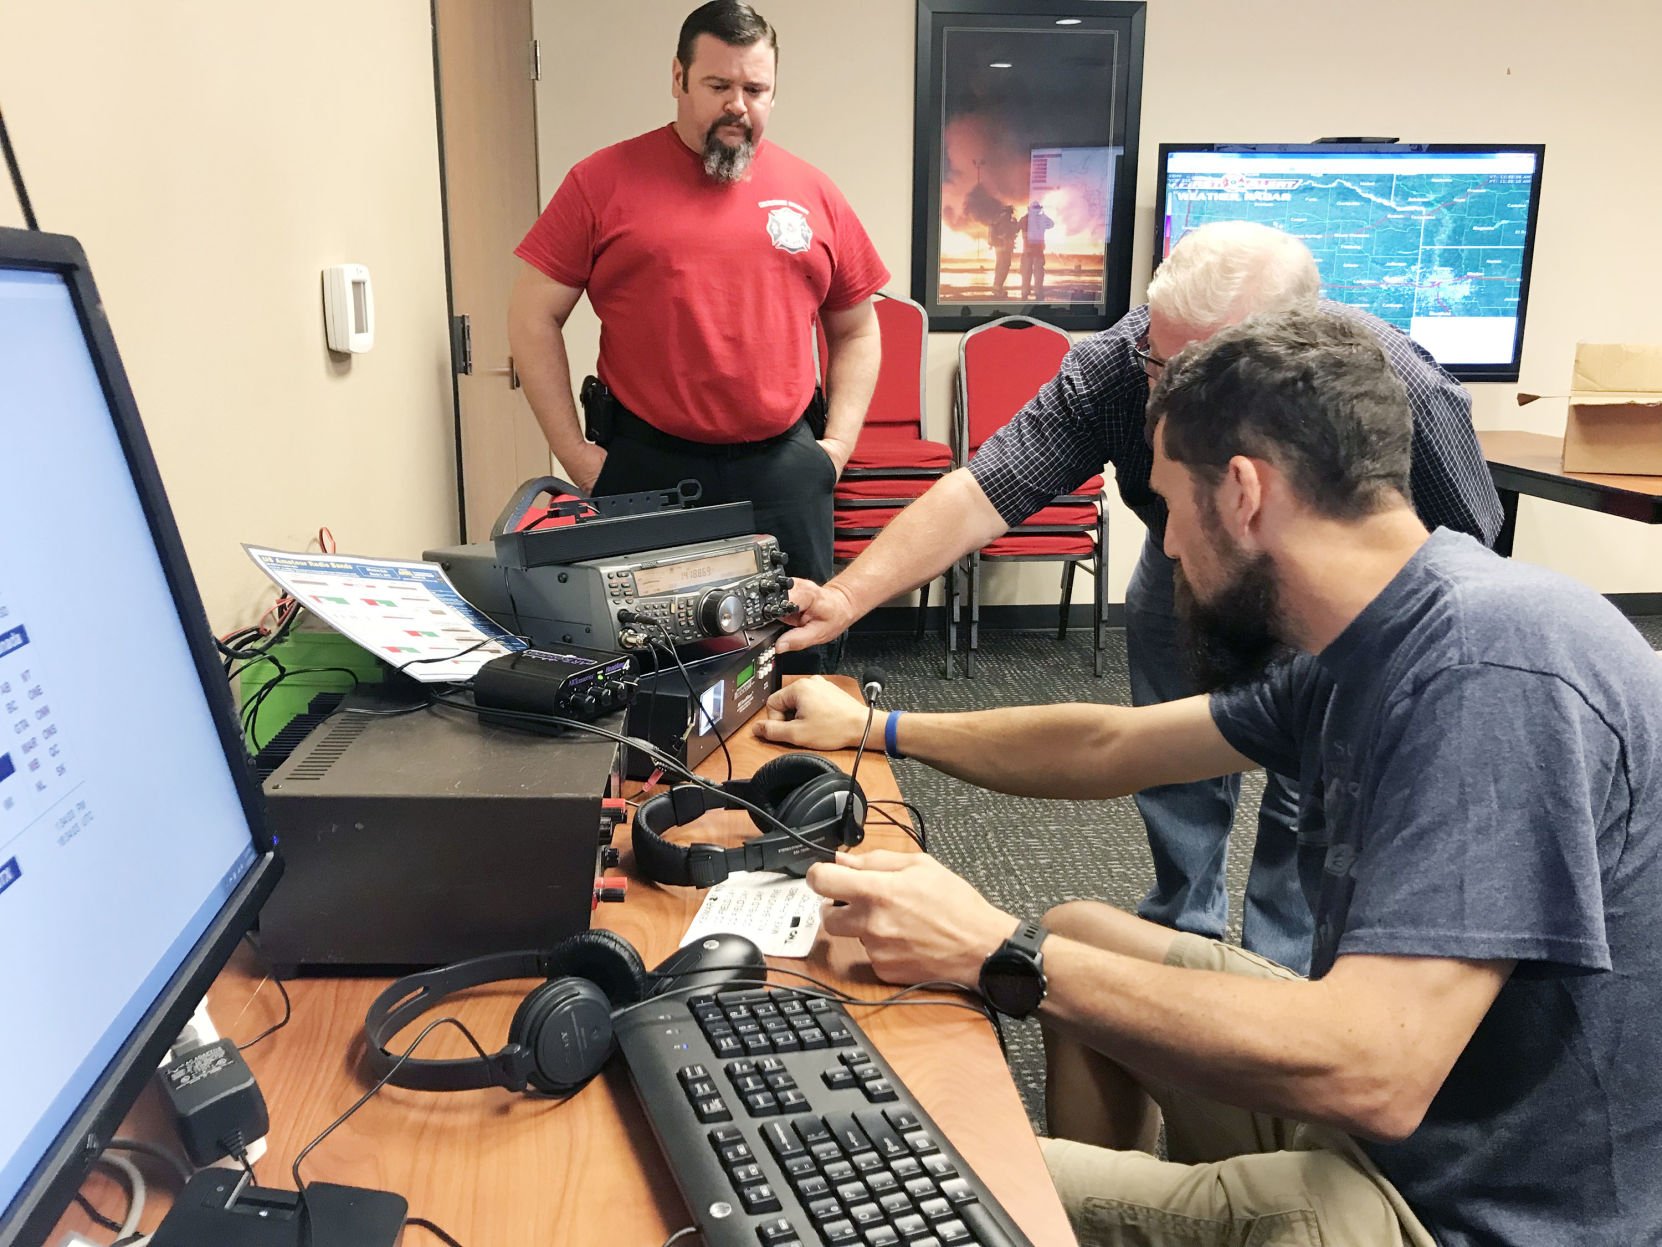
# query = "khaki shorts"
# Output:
<box><xmin>1041</xmin><ymin>934</ymin><xmax>1438</xmax><ymax>1247</ymax></box>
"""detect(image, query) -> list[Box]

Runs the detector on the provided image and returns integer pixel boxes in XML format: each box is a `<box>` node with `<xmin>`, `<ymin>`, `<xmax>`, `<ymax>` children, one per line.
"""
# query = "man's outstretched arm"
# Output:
<box><xmin>757</xmin><ymin>676</ymin><xmax>1253</xmax><ymax>800</ymax></box>
<box><xmin>776</xmin><ymin>467</ymin><xmax>1006</xmax><ymax>654</ymax></box>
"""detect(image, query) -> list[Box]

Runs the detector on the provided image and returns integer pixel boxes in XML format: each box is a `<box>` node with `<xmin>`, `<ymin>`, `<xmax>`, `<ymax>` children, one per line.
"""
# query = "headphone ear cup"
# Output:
<box><xmin>745</xmin><ymin>753</ymin><xmax>841</xmax><ymax>832</ymax></box>
<box><xmin>507</xmin><ymin>977</ymin><xmax>615</xmax><ymax>1095</ymax></box>
<box><xmin>542</xmin><ymin>929</ymin><xmax>650</xmax><ymax>1008</ymax></box>
<box><xmin>775</xmin><ymin>770</ymin><xmax>866</xmax><ymax>842</ymax></box>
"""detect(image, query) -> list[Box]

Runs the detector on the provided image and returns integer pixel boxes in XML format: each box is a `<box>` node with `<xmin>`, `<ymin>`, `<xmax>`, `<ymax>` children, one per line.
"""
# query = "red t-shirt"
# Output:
<box><xmin>516</xmin><ymin>125</ymin><xmax>889</xmax><ymax>443</ymax></box>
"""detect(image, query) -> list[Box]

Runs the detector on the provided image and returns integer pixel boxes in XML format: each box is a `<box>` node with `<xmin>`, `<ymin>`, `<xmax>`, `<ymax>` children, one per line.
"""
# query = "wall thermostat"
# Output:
<box><xmin>322</xmin><ymin>263</ymin><xmax>374</xmax><ymax>354</ymax></box>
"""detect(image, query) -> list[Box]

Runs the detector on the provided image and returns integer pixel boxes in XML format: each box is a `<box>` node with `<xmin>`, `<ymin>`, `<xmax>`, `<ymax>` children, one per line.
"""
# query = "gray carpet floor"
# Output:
<box><xmin>839</xmin><ymin>615</ymin><xmax>1662</xmax><ymax>1134</ymax></box>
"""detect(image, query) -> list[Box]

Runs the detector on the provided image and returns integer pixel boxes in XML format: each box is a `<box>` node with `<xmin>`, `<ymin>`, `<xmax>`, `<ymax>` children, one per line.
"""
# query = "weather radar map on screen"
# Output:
<box><xmin>1154</xmin><ymin>144</ymin><xmax>1545</xmax><ymax>380</ymax></box>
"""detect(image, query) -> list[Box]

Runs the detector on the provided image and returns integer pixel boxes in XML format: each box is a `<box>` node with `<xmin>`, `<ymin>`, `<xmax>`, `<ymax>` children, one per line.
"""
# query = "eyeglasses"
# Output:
<box><xmin>1131</xmin><ymin>336</ymin><xmax>1168</xmax><ymax>377</ymax></box>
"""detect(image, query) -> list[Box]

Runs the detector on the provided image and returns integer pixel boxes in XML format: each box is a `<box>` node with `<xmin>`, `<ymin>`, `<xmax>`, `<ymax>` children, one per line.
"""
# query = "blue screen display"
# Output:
<box><xmin>1156</xmin><ymin>145</ymin><xmax>1544</xmax><ymax>376</ymax></box>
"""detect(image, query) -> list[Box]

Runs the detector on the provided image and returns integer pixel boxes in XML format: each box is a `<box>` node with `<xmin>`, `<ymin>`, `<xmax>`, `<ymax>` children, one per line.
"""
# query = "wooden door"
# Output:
<box><xmin>434</xmin><ymin>0</ymin><xmax>549</xmax><ymax>541</ymax></box>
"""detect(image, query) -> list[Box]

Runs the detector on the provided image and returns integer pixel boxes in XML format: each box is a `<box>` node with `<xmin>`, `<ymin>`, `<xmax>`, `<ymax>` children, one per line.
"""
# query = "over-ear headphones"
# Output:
<box><xmin>632</xmin><ymin>753</ymin><xmax>866</xmax><ymax>888</ymax></box>
<box><xmin>362</xmin><ymin>929</ymin><xmax>649</xmax><ymax>1096</ymax></box>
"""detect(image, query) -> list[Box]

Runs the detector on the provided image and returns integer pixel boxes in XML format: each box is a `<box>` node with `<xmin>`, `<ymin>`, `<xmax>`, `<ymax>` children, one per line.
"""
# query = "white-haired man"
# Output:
<box><xmin>778</xmin><ymin>221</ymin><xmax>1502</xmax><ymax>973</ymax></box>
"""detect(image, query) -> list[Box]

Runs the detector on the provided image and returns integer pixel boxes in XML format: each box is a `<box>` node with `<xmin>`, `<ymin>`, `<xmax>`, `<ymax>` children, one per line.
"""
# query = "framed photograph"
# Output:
<box><xmin>912</xmin><ymin>0</ymin><xmax>1146</xmax><ymax>332</ymax></box>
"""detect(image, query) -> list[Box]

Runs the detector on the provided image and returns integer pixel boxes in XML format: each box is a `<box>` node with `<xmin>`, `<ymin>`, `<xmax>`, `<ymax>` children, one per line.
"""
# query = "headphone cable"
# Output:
<box><xmin>427</xmin><ymin>691</ymin><xmax>844</xmax><ymax>865</ymax></box>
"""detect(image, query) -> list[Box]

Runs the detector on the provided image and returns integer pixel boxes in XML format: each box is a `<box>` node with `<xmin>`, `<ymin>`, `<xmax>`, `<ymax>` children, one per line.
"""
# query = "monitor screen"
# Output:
<box><xmin>1152</xmin><ymin>143</ymin><xmax>1546</xmax><ymax>382</ymax></box>
<box><xmin>0</xmin><ymin>231</ymin><xmax>278</xmax><ymax>1246</ymax></box>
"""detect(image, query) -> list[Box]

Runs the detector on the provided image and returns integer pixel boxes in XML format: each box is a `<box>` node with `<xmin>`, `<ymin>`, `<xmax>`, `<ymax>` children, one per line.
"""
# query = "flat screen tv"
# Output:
<box><xmin>1153</xmin><ymin>142</ymin><xmax>1546</xmax><ymax>382</ymax></box>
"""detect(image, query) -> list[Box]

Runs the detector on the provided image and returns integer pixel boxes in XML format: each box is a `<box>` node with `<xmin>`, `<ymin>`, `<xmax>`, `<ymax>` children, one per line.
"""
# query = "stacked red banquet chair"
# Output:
<box><xmin>819</xmin><ymin>292</ymin><xmax>959</xmax><ymax>673</ymax></box>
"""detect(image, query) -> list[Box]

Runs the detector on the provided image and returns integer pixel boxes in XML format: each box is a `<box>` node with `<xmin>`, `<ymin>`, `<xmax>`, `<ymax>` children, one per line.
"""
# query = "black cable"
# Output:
<box><xmin>425</xmin><ymin>692</ymin><xmax>845</xmax><ymax>865</ymax></box>
<box><xmin>406</xmin><ymin>1216</ymin><xmax>468</xmax><ymax>1247</ymax></box>
<box><xmin>73</xmin><ymin>1191</ymin><xmax>123</xmax><ymax>1233</ymax></box>
<box><xmin>392</xmin><ymin>636</ymin><xmax>497</xmax><ymax>675</ymax></box>
<box><xmin>291</xmin><ymin>1015</ymin><xmax>495</xmax><ymax>1198</ymax></box>
<box><xmin>869</xmin><ymin>798</ymin><xmax>927</xmax><ymax>851</ymax></box>
<box><xmin>0</xmin><ymin>106</ymin><xmax>40</xmax><ymax>231</ymax></box>
<box><xmin>242</xmin><ymin>665</ymin><xmax>363</xmax><ymax>753</ymax></box>
<box><xmin>237</xmin><ymin>931</ymin><xmax>293</xmax><ymax>1051</ymax></box>
<box><xmin>648</xmin><ymin>629</ymin><xmax>733</xmax><ymax>783</ymax></box>
<box><xmin>660</xmin><ymin>1227</ymin><xmax>700</xmax><ymax>1247</ymax></box>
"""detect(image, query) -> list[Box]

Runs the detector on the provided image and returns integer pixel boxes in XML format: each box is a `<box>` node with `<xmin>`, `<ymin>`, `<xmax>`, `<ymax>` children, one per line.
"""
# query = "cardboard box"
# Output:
<box><xmin>1518</xmin><ymin>343</ymin><xmax>1662</xmax><ymax>476</ymax></box>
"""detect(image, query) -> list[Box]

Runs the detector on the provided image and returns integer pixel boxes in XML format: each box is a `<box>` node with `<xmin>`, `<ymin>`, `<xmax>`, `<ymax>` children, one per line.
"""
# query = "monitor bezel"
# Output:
<box><xmin>0</xmin><ymin>226</ymin><xmax>281</xmax><ymax>1247</ymax></box>
<box><xmin>1149</xmin><ymin>141</ymin><xmax>1547</xmax><ymax>383</ymax></box>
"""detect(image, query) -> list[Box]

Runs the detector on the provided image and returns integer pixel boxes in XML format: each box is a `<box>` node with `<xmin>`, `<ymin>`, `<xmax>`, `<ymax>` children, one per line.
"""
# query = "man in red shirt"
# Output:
<box><xmin>508</xmin><ymin>1</ymin><xmax>888</xmax><ymax>669</ymax></box>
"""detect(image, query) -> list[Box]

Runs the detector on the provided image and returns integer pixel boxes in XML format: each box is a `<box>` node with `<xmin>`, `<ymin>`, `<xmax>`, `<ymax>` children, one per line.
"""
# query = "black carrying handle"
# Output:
<box><xmin>491</xmin><ymin>475</ymin><xmax>584</xmax><ymax>539</ymax></box>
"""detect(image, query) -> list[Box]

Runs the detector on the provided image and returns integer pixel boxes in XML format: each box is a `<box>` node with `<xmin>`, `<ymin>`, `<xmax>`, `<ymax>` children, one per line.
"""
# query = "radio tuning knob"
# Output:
<box><xmin>699</xmin><ymin>589</ymin><xmax>744</xmax><ymax>635</ymax></box>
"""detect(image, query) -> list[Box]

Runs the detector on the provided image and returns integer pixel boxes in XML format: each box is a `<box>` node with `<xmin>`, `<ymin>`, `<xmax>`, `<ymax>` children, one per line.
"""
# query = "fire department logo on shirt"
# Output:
<box><xmin>762</xmin><ymin>201</ymin><xmax>813</xmax><ymax>254</ymax></box>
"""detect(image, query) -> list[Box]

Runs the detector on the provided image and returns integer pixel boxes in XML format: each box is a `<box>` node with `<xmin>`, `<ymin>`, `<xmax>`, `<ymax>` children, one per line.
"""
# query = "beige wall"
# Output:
<box><xmin>0</xmin><ymin>2</ymin><xmax>458</xmax><ymax>631</ymax></box>
<box><xmin>533</xmin><ymin>0</ymin><xmax>1662</xmax><ymax>605</ymax></box>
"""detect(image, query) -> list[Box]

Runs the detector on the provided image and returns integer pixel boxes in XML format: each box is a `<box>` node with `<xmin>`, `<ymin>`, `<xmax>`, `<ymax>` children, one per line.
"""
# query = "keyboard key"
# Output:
<box><xmin>744</xmin><ymin>1092</ymin><xmax>781</xmax><ymax>1116</ymax></box>
<box><xmin>761</xmin><ymin>1120</ymin><xmax>805</xmax><ymax>1161</ymax></box>
<box><xmin>919</xmin><ymin>1197</ymin><xmax>954</xmax><ymax>1223</ymax></box>
<box><xmin>709</xmin><ymin>1126</ymin><xmax>744</xmax><ymax>1148</ymax></box>
<box><xmin>879</xmin><ymin>1192</ymin><xmax>915</xmax><ymax>1218</ymax></box>
<box><xmin>757</xmin><ymin>1218</ymin><xmax>798</xmax><ymax>1244</ymax></box>
<box><xmin>685</xmin><ymin>1078</ymin><xmax>718</xmax><ymax>1100</ymax></box>
<box><xmin>822</xmin><ymin>1219</ymin><xmax>859</xmax><ymax>1245</ymax></box>
<box><xmin>863</xmin><ymin>1079</ymin><xmax>900</xmax><ymax>1103</ymax></box>
<box><xmin>777</xmin><ymin>1088</ymin><xmax>809</xmax><ymax>1113</ymax></box>
<box><xmin>823</xmin><ymin>1067</ymin><xmax>859</xmax><ymax>1091</ymax></box>
<box><xmin>904</xmin><ymin>1177</ymin><xmax>940</xmax><ymax>1203</ymax></box>
<box><xmin>890</xmin><ymin>1156</ymin><xmax>925</xmax><ymax>1181</ymax></box>
<box><xmin>864</xmin><ymin>1228</ymin><xmax>902</xmax><ymax>1247</ymax></box>
<box><xmin>922</xmin><ymin>1155</ymin><xmax>958</xmax><ymax>1180</ymax></box>
<box><xmin>904</xmin><ymin>1130</ymin><xmax>940</xmax><ymax>1156</ymax></box>
<box><xmin>852</xmin><ymin>1151</ymin><xmax>886</xmax><ymax>1174</ymax></box>
<box><xmin>885</xmin><ymin>1108</ymin><xmax>922</xmax><ymax>1133</ymax></box>
<box><xmin>795</xmin><ymin>1174</ymin><xmax>830</xmax><ymax>1200</ymax></box>
<box><xmin>935</xmin><ymin>1218</ymin><xmax>972</xmax><ymax>1245</ymax></box>
<box><xmin>826</xmin><ymin>1112</ymin><xmax>873</xmax><ymax>1154</ymax></box>
<box><xmin>719</xmin><ymin>1141</ymin><xmax>753</xmax><ymax>1166</ymax></box>
<box><xmin>694</xmin><ymin>1096</ymin><xmax>732</xmax><ymax>1123</ymax></box>
<box><xmin>677</xmin><ymin>1064</ymin><xmax>710</xmax><ymax>1083</ymax></box>
<box><xmin>739</xmin><ymin>1183</ymin><xmax>783</xmax><ymax>1214</ymax></box>
<box><xmin>893</xmin><ymin>1214</ymin><xmax>930</xmax><ymax>1241</ymax></box>
<box><xmin>795</xmin><ymin>1116</ymin><xmax>834</xmax><ymax>1145</ymax></box>
<box><xmin>835</xmin><ymin>1179</ymin><xmax>872</xmax><ymax>1206</ymax></box>
<box><xmin>807</xmin><ymin>1196</ymin><xmax>843</xmax><ymax>1225</ymax></box>
<box><xmin>846</xmin><ymin>1201</ymin><xmax>886</xmax><ymax>1228</ymax></box>
<box><xmin>797</xmin><ymin>1027</ymin><xmax>830</xmax><ymax>1049</ymax></box>
<box><xmin>939</xmin><ymin>1178</ymin><xmax>977</xmax><ymax>1207</ymax></box>
<box><xmin>785</xmin><ymin>1156</ymin><xmax>818</xmax><ymax>1185</ymax></box>
<box><xmin>730</xmin><ymin>1162</ymin><xmax>764</xmax><ymax>1186</ymax></box>
<box><xmin>823</xmin><ymin>1159</ymin><xmax>857</xmax><ymax>1185</ymax></box>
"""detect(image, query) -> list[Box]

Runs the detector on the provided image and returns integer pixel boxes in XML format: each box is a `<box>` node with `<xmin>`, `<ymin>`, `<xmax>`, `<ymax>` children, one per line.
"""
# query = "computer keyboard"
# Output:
<box><xmin>615</xmin><ymin>986</ymin><xmax>1032</xmax><ymax>1247</ymax></box>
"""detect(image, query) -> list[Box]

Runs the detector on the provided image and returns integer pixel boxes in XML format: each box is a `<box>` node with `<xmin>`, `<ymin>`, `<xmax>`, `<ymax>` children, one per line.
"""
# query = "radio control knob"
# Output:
<box><xmin>699</xmin><ymin>589</ymin><xmax>744</xmax><ymax>635</ymax></box>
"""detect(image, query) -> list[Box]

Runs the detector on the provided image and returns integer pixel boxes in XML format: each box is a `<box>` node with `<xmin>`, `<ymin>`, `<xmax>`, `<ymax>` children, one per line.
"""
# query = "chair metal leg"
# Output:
<box><xmin>942</xmin><ymin>561</ymin><xmax>957</xmax><ymax>679</ymax></box>
<box><xmin>965</xmin><ymin>553</ymin><xmax>980</xmax><ymax>679</ymax></box>
<box><xmin>1093</xmin><ymin>553</ymin><xmax>1106</xmax><ymax>678</ymax></box>
<box><xmin>1058</xmin><ymin>560</ymin><xmax>1076</xmax><ymax>639</ymax></box>
<box><xmin>915</xmin><ymin>579</ymin><xmax>930</xmax><ymax>643</ymax></box>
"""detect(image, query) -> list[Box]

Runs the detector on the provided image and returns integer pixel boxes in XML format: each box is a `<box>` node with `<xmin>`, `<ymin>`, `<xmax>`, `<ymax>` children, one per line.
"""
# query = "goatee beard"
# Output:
<box><xmin>702</xmin><ymin>120</ymin><xmax>755</xmax><ymax>183</ymax></box>
<box><xmin>1173</xmin><ymin>555</ymin><xmax>1292</xmax><ymax>692</ymax></box>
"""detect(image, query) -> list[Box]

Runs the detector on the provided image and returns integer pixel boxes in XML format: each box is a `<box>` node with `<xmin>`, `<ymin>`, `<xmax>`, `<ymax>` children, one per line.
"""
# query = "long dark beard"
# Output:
<box><xmin>1173</xmin><ymin>554</ymin><xmax>1292</xmax><ymax>692</ymax></box>
<box><xmin>702</xmin><ymin>119</ymin><xmax>755</xmax><ymax>183</ymax></box>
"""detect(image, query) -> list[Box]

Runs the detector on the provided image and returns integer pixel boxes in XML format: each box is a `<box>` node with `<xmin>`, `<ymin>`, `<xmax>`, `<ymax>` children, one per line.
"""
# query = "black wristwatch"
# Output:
<box><xmin>978</xmin><ymin>920</ymin><xmax>1049</xmax><ymax>1019</ymax></box>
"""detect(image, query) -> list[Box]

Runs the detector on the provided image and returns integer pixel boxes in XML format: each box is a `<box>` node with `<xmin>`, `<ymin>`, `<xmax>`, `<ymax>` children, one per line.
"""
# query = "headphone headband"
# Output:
<box><xmin>632</xmin><ymin>757</ymin><xmax>865</xmax><ymax>888</ymax></box>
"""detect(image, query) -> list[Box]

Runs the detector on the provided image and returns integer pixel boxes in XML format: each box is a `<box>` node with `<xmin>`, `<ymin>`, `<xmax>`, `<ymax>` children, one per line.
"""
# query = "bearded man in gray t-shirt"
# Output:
<box><xmin>757</xmin><ymin>307</ymin><xmax>1662</xmax><ymax>1246</ymax></box>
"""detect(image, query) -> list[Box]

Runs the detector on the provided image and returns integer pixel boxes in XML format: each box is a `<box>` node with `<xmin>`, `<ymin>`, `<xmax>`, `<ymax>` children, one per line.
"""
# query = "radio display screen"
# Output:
<box><xmin>633</xmin><ymin>549</ymin><xmax>756</xmax><ymax>597</ymax></box>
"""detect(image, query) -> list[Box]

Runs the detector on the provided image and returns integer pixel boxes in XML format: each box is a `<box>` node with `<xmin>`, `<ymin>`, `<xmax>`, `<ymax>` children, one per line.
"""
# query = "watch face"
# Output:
<box><xmin>981</xmin><ymin>950</ymin><xmax>1045</xmax><ymax>1017</ymax></box>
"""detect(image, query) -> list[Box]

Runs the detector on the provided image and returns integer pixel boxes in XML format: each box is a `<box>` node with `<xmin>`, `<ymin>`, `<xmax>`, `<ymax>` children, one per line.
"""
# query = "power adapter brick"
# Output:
<box><xmin>159</xmin><ymin>1038</ymin><xmax>270</xmax><ymax>1167</ymax></box>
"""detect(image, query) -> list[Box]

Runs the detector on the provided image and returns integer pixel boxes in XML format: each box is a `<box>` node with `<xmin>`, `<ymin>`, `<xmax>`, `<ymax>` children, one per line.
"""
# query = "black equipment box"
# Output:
<box><xmin>257</xmin><ymin>693</ymin><xmax>618</xmax><ymax>974</ymax></box>
<box><xmin>623</xmin><ymin>628</ymin><xmax>783</xmax><ymax>779</ymax></box>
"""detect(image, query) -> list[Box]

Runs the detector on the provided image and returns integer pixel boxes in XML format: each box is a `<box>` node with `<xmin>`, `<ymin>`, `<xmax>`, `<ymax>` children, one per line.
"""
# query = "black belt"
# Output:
<box><xmin>606</xmin><ymin>404</ymin><xmax>808</xmax><ymax>458</ymax></box>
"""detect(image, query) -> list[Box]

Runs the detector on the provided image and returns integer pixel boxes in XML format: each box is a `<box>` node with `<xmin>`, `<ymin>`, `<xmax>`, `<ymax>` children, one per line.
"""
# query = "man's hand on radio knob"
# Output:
<box><xmin>757</xmin><ymin>676</ymin><xmax>868</xmax><ymax>750</ymax></box>
<box><xmin>776</xmin><ymin>579</ymin><xmax>856</xmax><ymax>654</ymax></box>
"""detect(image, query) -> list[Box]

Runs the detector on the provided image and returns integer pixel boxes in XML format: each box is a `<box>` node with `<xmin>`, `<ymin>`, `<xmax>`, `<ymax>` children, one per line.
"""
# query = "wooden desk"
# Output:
<box><xmin>1479</xmin><ymin>430</ymin><xmax>1662</xmax><ymax>557</ymax></box>
<box><xmin>57</xmin><ymin>681</ymin><xmax>1074</xmax><ymax>1246</ymax></box>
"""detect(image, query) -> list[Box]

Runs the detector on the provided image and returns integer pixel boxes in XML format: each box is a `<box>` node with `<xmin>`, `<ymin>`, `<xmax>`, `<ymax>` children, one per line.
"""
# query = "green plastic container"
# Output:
<box><xmin>237</xmin><ymin>621</ymin><xmax>386</xmax><ymax>750</ymax></box>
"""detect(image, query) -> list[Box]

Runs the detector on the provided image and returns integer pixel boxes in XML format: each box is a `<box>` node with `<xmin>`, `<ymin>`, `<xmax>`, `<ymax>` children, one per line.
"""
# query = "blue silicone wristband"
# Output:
<box><xmin>884</xmin><ymin>710</ymin><xmax>905</xmax><ymax>759</ymax></box>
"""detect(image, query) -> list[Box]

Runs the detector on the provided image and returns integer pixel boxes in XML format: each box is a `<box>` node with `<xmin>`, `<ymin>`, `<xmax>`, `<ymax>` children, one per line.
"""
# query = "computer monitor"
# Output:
<box><xmin>0</xmin><ymin>227</ymin><xmax>280</xmax><ymax>1246</ymax></box>
<box><xmin>1152</xmin><ymin>142</ymin><xmax>1546</xmax><ymax>382</ymax></box>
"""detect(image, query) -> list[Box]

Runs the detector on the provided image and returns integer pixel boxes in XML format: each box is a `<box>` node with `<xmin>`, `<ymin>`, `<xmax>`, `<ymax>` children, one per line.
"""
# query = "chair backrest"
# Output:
<box><xmin>814</xmin><ymin>291</ymin><xmax>929</xmax><ymax>438</ymax></box>
<box><xmin>956</xmin><ymin>315</ymin><xmax>1072</xmax><ymax>455</ymax></box>
<box><xmin>864</xmin><ymin>291</ymin><xmax>927</xmax><ymax>433</ymax></box>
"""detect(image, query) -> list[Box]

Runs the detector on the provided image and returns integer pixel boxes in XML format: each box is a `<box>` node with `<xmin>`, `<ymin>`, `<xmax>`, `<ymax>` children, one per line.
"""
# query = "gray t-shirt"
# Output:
<box><xmin>1211</xmin><ymin>529</ymin><xmax>1662</xmax><ymax>1246</ymax></box>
